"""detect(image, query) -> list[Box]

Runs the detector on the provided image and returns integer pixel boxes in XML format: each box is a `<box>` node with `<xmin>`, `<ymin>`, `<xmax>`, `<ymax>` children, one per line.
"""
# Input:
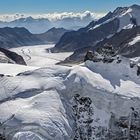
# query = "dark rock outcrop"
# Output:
<box><xmin>0</xmin><ymin>27</ymin><xmax>43</xmax><ymax>48</ymax></box>
<box><xmin>0</xmin><ymin>47</ymin><xmax>26</xmax><ymax>65</ymax></box>
<box><xmin>0</xmin><ymin>134</ymin><xmax>6</xmax><ymax>140</ymax></box>
<box><xmin>84</xmin><ymin>51</ymin><xmax>94</xmax><ymax>62</ymax></box>
<box><xmin>72</xmin><ymin>94</ymin><xmax>140</xmax><ymax>140</ymax></box>
<box><xmin>0</xmin><ymin>27</ymin><xmax>70</xmax><ymax>49</ymax></box>
<box><xmin>52</xmin><ymin>18</ymin><xmax>120</xmax><ymax>52</ymax></box>
<box><xmin>36</xmin><ymin>27</ymin><xmax>70</xmax><ymax>44</ymax></box>
<box><xmin>63</xmin><ymin>26</ymin><xmax>140</xmax><ymax>64</ymax></box>
<box><xmin>72</xmin><ymin>94</ymin><xmax>94</xmax><ymax>140</ymax></box>
<box><xmin>137</xmin><ymin>65</ymin><xmax>140</xmax><ymax>76</ymax></box>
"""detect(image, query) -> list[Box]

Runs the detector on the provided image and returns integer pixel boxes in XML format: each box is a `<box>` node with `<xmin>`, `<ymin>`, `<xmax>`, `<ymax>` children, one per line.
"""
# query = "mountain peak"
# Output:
<box><xmin>131</xmin><ymin>4</ymin><xmax>140</xmax><ymax>9</ymax></box>
<box><xmin>47</xmin><ymin>27</ymin><xmax>67</xmax><ymax>32</ymax></box>
<box><xmin>112</xmin><ymin>6</ymin><xmax>129</xmax><ymax>17</ymax></box>
<box><xmin>111</xmin><ymin>4</ymin><xmax>140</xmax><ymax>18</ymax></box>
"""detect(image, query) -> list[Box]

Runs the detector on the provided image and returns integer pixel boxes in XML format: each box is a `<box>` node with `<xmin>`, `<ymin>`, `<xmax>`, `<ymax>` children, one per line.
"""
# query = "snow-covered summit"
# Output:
<box><xmin>88</xmin><ymin>4</ymin><xmax>140</xmax><ymax>32</ymax></box>
<box><xmin>53</xmin><ymin>4</ymin><xmax>140</xmax><ymax>54</ymax></box>
<box><xmin>117</xmin><ymin>5</ymin><xmax>140</xmax><ymax>31</ymax></box>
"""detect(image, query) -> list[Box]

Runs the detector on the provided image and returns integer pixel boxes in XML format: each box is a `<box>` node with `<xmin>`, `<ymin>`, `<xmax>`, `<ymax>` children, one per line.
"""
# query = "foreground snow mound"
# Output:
<box><xmin>0</xmin><ymin>63</ymin><xmax>38</xmax><ymax>76</ymax></box>
<box><xmin>84</xmin><ymin>59</ymin><xmax>140</xmax><ymax>97</ymax></box>
<box><xmin>0</xmin><ymin>59</ymin><xmax>140</xmax><ymax>139</ymax></box>
<box><xmin>0</xmin><ymin>66</ymin><xmax>74</xmax><ymax>140</ymax></box>
<box><xmin>13</xmin><ymin>131</ymin><xmax>43</xmax><ymax>140</ymax></box>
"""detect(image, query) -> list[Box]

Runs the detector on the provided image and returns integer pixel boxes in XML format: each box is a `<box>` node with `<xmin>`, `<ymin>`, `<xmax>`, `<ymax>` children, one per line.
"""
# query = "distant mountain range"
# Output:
<box><xmin>52</xmin><ymin>4</ymin><xmax>140</xmax><ymax>63</ymax></box>
<box><xmin>36</xmin><ymin>27</ymin><xmax>70</xmax><ymax>44</ymax></box>
<box><xmin>1</xmin><ymin>5</ymin><xmax>140</xmax><ymax>65</ymax></box>
<box><xmin>0</xmin><ymin>27</ymin><xmax>69</xmax><ymax>49</ymax></box>
<box><xmin>0</xmin><ymin>27</ymin><xmax>42</xmax><ymax>48</ymax></box>
<box><xmin>0</xmin><ymin>11</ymin><xmax>103</xmax><ymax>33</ymax></box>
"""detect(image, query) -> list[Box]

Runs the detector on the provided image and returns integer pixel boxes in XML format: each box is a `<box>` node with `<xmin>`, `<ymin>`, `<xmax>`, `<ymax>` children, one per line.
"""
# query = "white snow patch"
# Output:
<box><xmin>0</xmin><ymin>63</ymin><xmax>38</xmax><ymax>76</ymax></box>
<box><xmin>129</xmin><ymin>35</ymin><xmax>140</xmax><ymax>45</ymax></box>
<box><xmin>13</xmin><ymin>131</ymin><xmax>44</xmax><ymax>140</ymax></box>
<box><xmin>0</xmin><ymin>60</ymin><xmax>140</xmax><ymax>139</ymax></box>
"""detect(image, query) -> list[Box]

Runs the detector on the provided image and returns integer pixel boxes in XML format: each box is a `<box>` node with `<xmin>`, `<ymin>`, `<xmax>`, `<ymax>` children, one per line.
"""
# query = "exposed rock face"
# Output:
<box><xmin>0</xmin><ymin>27</ymin><xmax>69</xmax><ymax>49</ymax></box>
<box><xmin>0</xmin><ymin>47</ymin><xmax>26</xmax><ymax>65</ymax></box>
<box><xmin>84</xmin><ymin>51</ymin><xmax>94</xmax><ymax>62</ymax></box>
<box><xmin>107</xmin><ymin>108</ymin><xmax>140</xmax><ymax>140</ymax></box>
<box><xmin>0</xmin><ymin>134</ymin><xmax>6</xmax><ymax>140</ymax></box>
<box><xmin>72</xmin><ymin>94</ymin><xmax>140</xmax><ymax>140</ymax></box>
<box><xmin>0</xmin><ymin>27</ymin><xmax>44</xmax><ymax>48</ymax></box>
<box><xmin>63</xmin><ymin>26</ymin><xmax>140</xmax><ymax>64</ymax></box>
<box><xmin>137</xmin><ymin>65</ymin><xmax>140</xmax><ymax>76</ymax></box>
<box><xmin>36</xmin><ymin>27</ymin><xmax>70</xmax><ymax>44</ymax></box>
<box><xmin>95</xmin><ymin>26</ymin><xmax>140</xmax><ymax>58</ymax></box>
<box><xmin>53</xmin><ymin>18</ymin><xmax>119</xmax><ymax>52</ymax></box>
<box><xmin>72</xmin><ymin>94</ymin><xmax>94</xmax><ymax>140</ymax></box>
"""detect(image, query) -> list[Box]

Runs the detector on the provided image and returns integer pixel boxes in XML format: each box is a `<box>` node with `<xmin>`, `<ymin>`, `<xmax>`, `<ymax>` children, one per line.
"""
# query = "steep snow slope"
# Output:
<box><xmin>0</xmin><ymin>57</ymin><xmax>140</xmax><ymax>139</ymax></box>
<box><xmin>118</xmin><ymin>5</ymin><xmax>140</xmax><ymax>30</ymax></box>
<box><xmin>89</xmin><ymin>5</ymin><xmax>140</xmax><ymax>32</ymax></box>
<box><xmin>0</xmin><ymin>66</ymin><xmax>75</xmax><ymax>140</ymax></box>
<box><xmin>0</xmin><ymin>63</ymin><xmax>38</xmax><ymax>76</ymax></box>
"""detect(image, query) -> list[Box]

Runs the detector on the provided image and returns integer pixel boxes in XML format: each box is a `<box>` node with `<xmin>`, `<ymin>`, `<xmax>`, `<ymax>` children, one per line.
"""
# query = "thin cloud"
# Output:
<box><xmin>0</xmin><ymin>11</ymin><xmax>106</xmax><ymax>22</ymax></box>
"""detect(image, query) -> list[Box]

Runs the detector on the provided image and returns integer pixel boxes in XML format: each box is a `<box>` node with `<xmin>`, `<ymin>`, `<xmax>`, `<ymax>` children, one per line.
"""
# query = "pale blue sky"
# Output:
<box><xmin>0</xmin><ymin>0</ymin><xmax>140</xmax><ymax>13</ymax></box>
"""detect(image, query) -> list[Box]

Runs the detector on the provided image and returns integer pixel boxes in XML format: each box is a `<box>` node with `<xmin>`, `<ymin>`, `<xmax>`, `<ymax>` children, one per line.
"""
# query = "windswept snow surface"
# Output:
<box><xmin>0</xmin><ymin>46</ymin><xmax>140</xmax><ymax>140</ymax></box>
<box><xmin>0</xmin><ymin>63</ymin><xmax>38</xmax><ymax>76</ymax></box>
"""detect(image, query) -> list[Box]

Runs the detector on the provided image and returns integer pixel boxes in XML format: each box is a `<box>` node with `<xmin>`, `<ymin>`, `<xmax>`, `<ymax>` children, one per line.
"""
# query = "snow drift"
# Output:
<box><xmin>0</xmin><ymin>56</ymin><xmax>140</xmax><ymax>139</ymax></box>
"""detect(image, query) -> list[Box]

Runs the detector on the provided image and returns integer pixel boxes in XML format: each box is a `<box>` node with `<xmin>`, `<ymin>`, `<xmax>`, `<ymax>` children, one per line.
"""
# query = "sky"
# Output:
<box><xmin>0</xmin><ymin>0</ymin><xmax>140</xmax><ymax>14</ymax></box>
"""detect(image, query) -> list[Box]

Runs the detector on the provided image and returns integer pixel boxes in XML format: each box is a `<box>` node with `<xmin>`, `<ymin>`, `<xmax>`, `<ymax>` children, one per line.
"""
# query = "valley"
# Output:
<box><xmin>10</xmin><ymin>44</ymin><xmax>73</xmax><ymax>67</ymax></box>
